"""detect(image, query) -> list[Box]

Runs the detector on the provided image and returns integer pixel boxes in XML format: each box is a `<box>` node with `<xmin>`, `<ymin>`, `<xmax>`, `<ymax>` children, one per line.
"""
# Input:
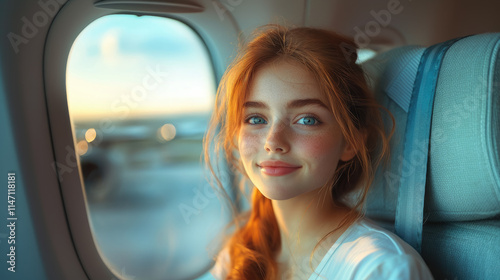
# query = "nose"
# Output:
<box><xmin>264</xmin><ymin>121</ymin><xmax>289</xmax><ymax>153</ymax></box>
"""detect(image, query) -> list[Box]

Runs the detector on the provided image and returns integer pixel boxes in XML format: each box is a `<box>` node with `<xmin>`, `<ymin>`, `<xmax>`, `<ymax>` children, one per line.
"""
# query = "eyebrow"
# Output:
<box><xmin>243</xmin><ymin>98</ymin><xmax>329</xmax><ymax>110</ymax></box>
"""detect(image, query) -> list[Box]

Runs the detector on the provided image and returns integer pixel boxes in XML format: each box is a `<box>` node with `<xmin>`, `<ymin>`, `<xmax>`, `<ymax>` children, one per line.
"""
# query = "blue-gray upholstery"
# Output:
<box><xmin>362</xmin><ymin>33</ymin><xmax>500</xmax><ymax>279</ymax></box>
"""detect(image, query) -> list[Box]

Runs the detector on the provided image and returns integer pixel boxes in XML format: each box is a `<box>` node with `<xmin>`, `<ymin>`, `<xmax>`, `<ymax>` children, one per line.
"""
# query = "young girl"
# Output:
<box><xmin>204</xmin><ymin>25</ymin><xmax>433</xmax><ymax>280</ymax></box>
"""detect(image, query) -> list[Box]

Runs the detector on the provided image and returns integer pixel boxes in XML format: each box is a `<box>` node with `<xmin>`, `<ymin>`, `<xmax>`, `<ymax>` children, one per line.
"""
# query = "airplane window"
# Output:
<box><xmin>66</xmin><ymin>15</ymin><xmax>230</xmax><ymax>280</ymax></box>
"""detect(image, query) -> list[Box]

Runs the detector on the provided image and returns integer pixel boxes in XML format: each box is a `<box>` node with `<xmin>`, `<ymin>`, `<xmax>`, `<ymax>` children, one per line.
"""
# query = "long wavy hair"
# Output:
<box><xmin>203</xmin><ymin>24</ymin><xmax>393</xmax><ymax>279</ymax></box>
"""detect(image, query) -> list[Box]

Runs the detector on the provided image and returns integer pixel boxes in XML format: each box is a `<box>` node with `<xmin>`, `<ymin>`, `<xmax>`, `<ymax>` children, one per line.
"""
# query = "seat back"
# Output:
<box><xmin>362</xmin><ymin>33</ymin><xmax>500</xmax><ymax>279</ymax></box>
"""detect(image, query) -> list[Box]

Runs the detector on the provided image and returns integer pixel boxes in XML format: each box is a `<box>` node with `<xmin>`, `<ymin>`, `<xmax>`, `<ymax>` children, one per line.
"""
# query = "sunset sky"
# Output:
<box><xmin>66</xmin><ymin>15</ymin><xmax>216</xmax><ymax>121</ymax></box>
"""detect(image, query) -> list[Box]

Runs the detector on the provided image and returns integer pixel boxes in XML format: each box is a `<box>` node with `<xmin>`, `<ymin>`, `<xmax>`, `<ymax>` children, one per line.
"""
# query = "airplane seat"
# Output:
<box><xmin>361</xmin><ymin>33</ymin><xmax>500</xmax><ymax>279</ymax></box>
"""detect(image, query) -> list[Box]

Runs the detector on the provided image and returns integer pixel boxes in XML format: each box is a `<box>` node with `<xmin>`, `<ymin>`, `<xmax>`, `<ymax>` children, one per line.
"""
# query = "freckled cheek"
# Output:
<box><xmin>294</xmin><ymin>134</ymin><xmax>343</xmax><ymax>165</ymax></box>
<box><xmin>238</xmin><ymin>130</ymin><xmax>263</xmax><ymax>159</ymax></box>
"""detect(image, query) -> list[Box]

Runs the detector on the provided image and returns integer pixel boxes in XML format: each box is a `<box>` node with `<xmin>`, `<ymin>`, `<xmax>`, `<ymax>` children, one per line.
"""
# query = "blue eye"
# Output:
<box><xmin>297</xmin><ymin>116</ymin><xmax>320</xmax><ymax>126</ymax></box>
<box><xmin>246</xmin><ymin>116</ymin><xmax>267</xmax><ymax>125</ymax></box>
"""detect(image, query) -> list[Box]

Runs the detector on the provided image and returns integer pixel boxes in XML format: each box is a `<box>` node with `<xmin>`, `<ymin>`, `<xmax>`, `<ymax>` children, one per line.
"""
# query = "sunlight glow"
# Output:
<box><xmin>66</xmin><ymin>15</ymin><xmax>216</xmax><ymax>121</ymax></box>
<box><xmin>100</xmin><ymin>29</ymin><xmax>119</xmax><ymax>65</ymax></box>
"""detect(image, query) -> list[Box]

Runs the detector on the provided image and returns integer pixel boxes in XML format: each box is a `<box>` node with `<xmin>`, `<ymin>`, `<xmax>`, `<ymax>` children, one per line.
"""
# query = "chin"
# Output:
<box><xmin>256</xmin><ymin>185</ymin><xmax>304</xmax><ymax>201</ymax></box>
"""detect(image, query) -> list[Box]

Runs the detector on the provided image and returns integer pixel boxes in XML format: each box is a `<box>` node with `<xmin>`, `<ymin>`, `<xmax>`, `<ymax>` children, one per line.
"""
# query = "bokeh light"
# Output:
<box><xmin>76</xmin><ymin>140</ymin><xmax>89</xmax><ymax>155</ymax></box>
<box><xmin>159</xmin><ymin>123</ymin><xmax>176</xmax><ymax>141</ymax></box>
<box><xmin>85</xmin><ymin>128</ymin><xmax>97</xmax><ymax>142</ymax></box>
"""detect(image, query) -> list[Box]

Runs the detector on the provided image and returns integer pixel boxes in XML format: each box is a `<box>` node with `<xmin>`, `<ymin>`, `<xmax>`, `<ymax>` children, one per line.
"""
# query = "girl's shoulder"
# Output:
<box><xmin>343</xmin><ymin>218</ymin><xmax>418</xmax><ymax>254</ymax></box>
<box><xmin>312</xmin><ymin>218</ymin><xmax>434</xmax><ymax>280</ymax></box>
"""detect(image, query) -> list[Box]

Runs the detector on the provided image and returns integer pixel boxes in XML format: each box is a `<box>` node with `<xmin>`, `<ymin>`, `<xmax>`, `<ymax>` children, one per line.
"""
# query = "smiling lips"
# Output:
<box><xmin>257</xmin><ymin>160</ymin><xmax>302</xmax><ymax>176</ymax></box>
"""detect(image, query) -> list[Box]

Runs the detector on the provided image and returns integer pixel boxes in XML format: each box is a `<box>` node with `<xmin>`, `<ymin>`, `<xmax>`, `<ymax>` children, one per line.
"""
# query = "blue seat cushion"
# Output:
<box><xmin>361</xmin><ymin>33</ymin><xmax>500</xmax><ymax>222</ymax></box>
<box><xmin>422</xmin><ymin>219</ymin><xmax>500</xmax><ymax>279</ymax></box>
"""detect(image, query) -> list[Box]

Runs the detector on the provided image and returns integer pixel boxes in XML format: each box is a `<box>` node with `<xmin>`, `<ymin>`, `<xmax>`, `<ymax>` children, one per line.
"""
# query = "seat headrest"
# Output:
<box><xmin>362</xmin><ymin>33</ymin><xmax>500</xmax><ymax>222</ymax></box>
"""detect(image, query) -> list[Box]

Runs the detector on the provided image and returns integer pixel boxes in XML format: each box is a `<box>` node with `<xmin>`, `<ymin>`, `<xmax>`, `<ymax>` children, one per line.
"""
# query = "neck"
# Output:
<box><xmin>272</xmin><ymin>188</ymin><xmax>351</xmax><ymax>275</ymax></box>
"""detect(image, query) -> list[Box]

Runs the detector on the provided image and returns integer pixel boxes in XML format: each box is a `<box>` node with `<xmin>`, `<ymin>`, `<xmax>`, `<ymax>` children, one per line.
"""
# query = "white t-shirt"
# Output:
<box><xmin>210</xmin><ymin>218</ymin><xmax>434</xmax><ymax>280</ymax></box>
<box><xmin>308</xmin><ymin>219</ymin><xmax>433</xmax><ymax>279</ymax></box>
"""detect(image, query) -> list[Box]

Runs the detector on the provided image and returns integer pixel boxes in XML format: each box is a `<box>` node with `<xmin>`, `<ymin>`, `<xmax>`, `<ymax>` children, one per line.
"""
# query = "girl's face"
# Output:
<box><xmin>237</xmin><ymin>60</ymin><xmax>355</xmax><ymax>201</ymax></box>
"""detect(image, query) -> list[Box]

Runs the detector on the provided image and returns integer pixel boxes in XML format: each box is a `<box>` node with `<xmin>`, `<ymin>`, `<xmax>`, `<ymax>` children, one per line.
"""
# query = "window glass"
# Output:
<box><xmin>66</xmin><ymin>15</ymin><xmax>229</xmax><ymax>280</ymax></box>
